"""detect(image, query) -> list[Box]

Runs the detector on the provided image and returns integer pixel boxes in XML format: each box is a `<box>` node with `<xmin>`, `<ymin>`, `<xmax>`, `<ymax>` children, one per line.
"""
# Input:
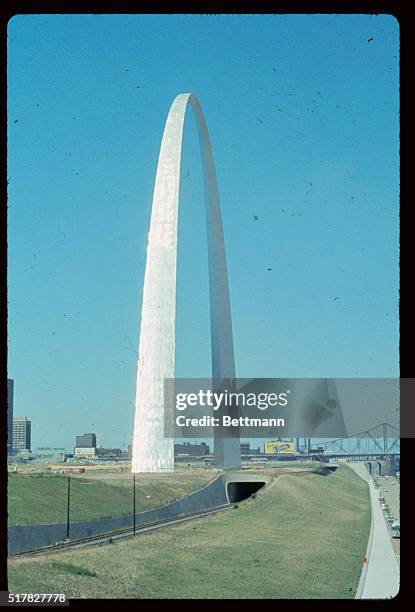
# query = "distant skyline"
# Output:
<box><xmin>8</xmin><ymin>14</ymin><xmax>399</xmax><ymax>451</ymax></box>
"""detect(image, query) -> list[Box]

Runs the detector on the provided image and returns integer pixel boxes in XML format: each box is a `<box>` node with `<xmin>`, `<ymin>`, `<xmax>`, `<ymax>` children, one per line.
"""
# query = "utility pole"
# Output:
<box><xmin>66</xmin><ymin>476</ymin><xmax>71</xmax><ymax>540</ymax></box>
<box><xmin>133</xmin><ymin>475</ymin><xmax>136</xmax><ymax>535</ymax></box>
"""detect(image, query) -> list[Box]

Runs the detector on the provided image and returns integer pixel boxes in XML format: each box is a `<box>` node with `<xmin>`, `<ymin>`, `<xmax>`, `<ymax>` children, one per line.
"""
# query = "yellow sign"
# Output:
<box><xmin>264</xmin><ymin>440</ymin><xmax>294</xmax><ymax>454</ymax></box>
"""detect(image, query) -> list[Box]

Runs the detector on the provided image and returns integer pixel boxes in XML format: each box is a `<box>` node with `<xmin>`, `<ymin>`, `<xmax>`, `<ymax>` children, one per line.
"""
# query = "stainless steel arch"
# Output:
<box><xmin>132</xmin><ymin>93</ymin><xmax>241</xmax><ymax>472</ymax></box>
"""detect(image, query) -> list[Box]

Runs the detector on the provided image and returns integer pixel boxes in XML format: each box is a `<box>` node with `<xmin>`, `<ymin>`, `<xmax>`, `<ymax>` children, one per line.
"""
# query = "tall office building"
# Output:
<box><xmin>12</xmin><ymin>416</ymin><xmax>31</xmax><ymax>452</ymax></box>
<box><xmin>7</xmin><ymin>378</ymin><xmax>14</xmax><ymax>454</ymax></box>
<box><xmin>75</xmin><ymin>433</ymin><xmax>97</xmax><ymax>448</ymax></box>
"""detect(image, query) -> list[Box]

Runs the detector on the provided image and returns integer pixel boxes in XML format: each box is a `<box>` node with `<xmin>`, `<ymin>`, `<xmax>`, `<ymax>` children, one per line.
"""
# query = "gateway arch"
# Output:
<box><xmin>132</xmin><ymin>93</ymin><xmax>241</xmax><ymax>472</ymax></box>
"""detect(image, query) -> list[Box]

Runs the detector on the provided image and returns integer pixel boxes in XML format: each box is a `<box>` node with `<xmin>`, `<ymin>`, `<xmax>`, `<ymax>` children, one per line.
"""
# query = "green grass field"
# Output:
<box><xmin>7</xmin><ymin>471</ymin><xmax>215</xmax><ymax>526</ymax></box>
<box><xmin>8</xmin><ymin>464</ymin><xmax>370</xmax><ymax>598</ymax></box>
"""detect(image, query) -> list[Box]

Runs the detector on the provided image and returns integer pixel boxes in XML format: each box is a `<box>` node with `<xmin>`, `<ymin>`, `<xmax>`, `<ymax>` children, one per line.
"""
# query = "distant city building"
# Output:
<box><xmin>96</xmin><ymin>448</ymin><xmax>122</xmax><ymax>458</ymax></box>
<box><xmin>240</xmin><ymin>443</ymin><xmax>261</xmax><ymax>455</ymax></box>
<box><xmin>12</xmin><ymin>416</ymin><xmax>31</xmax><ymax>452</ymax></box>
<box><xmin>7</xmin><ymin>378</ymin><xmax>14</xmax><ymax>454</ymax></box>
<box><xmin>74</xmin><ymin>447</ymin><xmax>96</xmax><ymax>458</ymax></box>
<box><xmin>36</xmin><ymin>447</ymin><xmax>66</xmax><ymax>461</ymax></box>
<box><xmin>75</xmin><ymin>433</ymin><xmax>97</xmax><ymax>448</ymax></box>
<box><xmin>174</xmin><ymin>442</ymin><xmax>210</xmax><ymax>457</ymax></box>
<box><xmin>114</xmin><ymin>446</ymin><xmax>132</xmax><ymax>460</ymax></box>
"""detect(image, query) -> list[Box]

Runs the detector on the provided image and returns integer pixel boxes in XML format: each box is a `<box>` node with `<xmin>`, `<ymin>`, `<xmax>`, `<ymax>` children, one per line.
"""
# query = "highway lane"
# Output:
<box><xmin>349</xmin><ymin>462</ymin><xmax>399</xmax><ymax>599</ymax></box>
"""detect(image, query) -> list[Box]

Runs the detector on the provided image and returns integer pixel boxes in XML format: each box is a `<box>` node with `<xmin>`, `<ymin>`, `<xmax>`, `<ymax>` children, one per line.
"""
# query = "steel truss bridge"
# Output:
<box><xmin>176</xmin><ymin>423</ymin><xmax>400</xmax><ymax>463</ymax></box>
<box><xmin>321</xmin><ymin>422</ymin><xmax>400</xmax><ymax>456</ymax></box>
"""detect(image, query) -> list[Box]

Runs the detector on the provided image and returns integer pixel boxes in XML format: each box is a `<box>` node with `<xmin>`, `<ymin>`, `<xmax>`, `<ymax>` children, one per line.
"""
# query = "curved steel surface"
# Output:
<box><xmin>132</xmin><ymin>94</ymin><xmax>240</xmax><ymax>472</ymax></box>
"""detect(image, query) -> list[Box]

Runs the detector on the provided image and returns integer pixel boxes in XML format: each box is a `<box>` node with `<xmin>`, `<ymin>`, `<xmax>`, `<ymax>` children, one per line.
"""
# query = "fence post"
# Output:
<box><xmin>66</xmin><ymin>476</ymin><xmax>71</xmax><ymax>539</ymax></box>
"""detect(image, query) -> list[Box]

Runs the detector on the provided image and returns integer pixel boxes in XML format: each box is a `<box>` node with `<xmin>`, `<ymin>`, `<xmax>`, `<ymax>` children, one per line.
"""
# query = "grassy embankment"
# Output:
<box><xmin>8</xmin><ymin>464</ymin><xmax>370</xmax><ymax>598</ymax></box>
<box><xmin>8</xmin><ymin>470</ymin><xmax>216</xmax><ymax>526</ymax></box>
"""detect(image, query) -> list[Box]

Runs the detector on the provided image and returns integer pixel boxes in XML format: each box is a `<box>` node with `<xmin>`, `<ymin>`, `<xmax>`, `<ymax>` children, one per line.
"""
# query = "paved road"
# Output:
<box><xmin>376</xmin><ymin>475</ymin><xmax>400</xmax><ymax>555</ymax></box>
<box><xmin>349</xmin><ymin>463</ymin><xmax>399</xmax><ymax>599</ymax></box>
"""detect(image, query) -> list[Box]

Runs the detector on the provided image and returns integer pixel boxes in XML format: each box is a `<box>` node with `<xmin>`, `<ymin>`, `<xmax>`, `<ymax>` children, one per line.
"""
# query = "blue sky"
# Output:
<box><xmin>7</xmin><ymin>14</ymin><xmax>399</xmax><ymax>451</ymax></box>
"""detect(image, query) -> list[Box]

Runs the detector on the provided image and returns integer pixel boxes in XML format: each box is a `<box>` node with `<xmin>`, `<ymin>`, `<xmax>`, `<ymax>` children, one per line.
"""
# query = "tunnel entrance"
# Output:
<box><xmin>226</xmin><ymin>481</ymin><xmax>266</xmax><ymax>504</ymax></box>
